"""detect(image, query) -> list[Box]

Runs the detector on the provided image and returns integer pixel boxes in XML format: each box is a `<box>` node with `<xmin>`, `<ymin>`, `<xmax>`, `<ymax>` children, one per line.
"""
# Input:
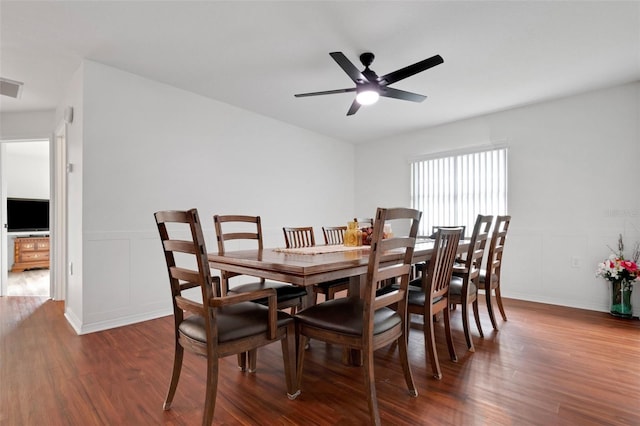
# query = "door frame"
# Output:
<box><xmin>0</xmin><ymin>138</ymin><xmax>53</xmax><ymax>297</ymax></box>
<box><xmin>51</xmin><ymin>121</ymin><xmax>68</xmax><ymax>300</ymax></box>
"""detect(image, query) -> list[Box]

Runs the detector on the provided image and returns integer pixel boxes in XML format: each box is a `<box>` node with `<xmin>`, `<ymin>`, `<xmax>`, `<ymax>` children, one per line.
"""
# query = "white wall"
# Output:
<box><xmin>65</xmin><ymin>60</ymin><xmax>354</xmax><ymax>333</ymax></box>
<box><xmin>355</xmin><ymin>82</ymin><xmax>640</xmax><ymax>316</ymax></box>
<box><xmin>0</xmin><ymin>111</ymin><xmax>55</xmax><ymax>140</ymax></box>
<box><xmin>5</xmin><ymin>141</ymin><xmax>50</xmax><ymax>198</ymax></box>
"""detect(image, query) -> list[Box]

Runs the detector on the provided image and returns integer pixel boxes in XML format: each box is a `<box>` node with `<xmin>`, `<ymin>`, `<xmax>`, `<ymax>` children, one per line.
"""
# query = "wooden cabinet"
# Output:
<box><xmin>11</xmin><ymin>236</ymin><xmax>50</xmax><ymax>272</ymax></box>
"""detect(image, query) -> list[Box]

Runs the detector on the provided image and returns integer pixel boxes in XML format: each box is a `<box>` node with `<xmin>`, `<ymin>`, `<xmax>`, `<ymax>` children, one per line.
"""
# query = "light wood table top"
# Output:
<box><xmin>208</xmin><ymin>240</ymin><xmax>469</xmax><ymax>287</ymax></box>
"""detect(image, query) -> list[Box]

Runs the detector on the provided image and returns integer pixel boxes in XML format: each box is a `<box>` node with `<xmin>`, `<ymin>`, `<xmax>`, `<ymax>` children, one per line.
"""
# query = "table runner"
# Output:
<box><xmin>273</xmin><ymin>245</ymin><xmax>370</xmax><ymax>255</ymax></box>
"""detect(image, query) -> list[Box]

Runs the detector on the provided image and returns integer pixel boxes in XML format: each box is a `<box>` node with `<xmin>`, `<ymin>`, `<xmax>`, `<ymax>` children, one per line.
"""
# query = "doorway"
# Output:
<box><xmin>1</xmin><ymin>139</ymin><xmax>51</xmax><ymax>297</ymax></box>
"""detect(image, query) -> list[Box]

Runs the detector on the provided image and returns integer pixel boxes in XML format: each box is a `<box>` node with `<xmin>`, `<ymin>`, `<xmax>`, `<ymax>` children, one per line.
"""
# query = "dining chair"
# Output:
<box><xmin>214</xmin><ymin>215</ymin><xmax>307</xmax><ymax>310</ymax></box>
<box><xmin>314</xmin><ymin>226</ymin><xmax>350</xmax><ymax>302</ymax></box>
<box><xmin>354</xmin><ymin>217</ymin><xmax>374</xmax><ymax>228</ymax></box>
<box><xmin>431</xmin><ymin>225</ymin><xmax>466</xmax><ymax>240</ymax></box>
<box><xmin>354</xmin><ymin>217</ymin><xmax>374</xmax><ymax>245</ymax></box>
<box><xmin>282</xmin><ymin>226</ymin><xmax>316</xmax><ymax>248</ymax></box>
<box><xmin>295</xmin><ymin>207</ymin><xmax>422</xmax><ymax>426</ymax></box>
<box><xmin>407</xmin><ymin>227</ymin><xmax>462</xmax><ymax>379</ymax></box>
<box><xmin>478</xmin><ymin>215</ymin><xmax>511</xmax><ymax>330</ymax></box>
<box><xmin>322</xmin><ymin>225</ymin><xmax>347</xmax><ymax>246</ymax></box>
<box><xmin>155</xmin><ymin>209</ymin><xmax>298</xmax><ymax>425</ymax></box>
<box><xmin>214</xmin><ymin>215</ymin><xmax>307</xmax><ymax>371</ymax></box>
<box><xmin>449</xmin><ymin>214</ymin><xmax>493</xmax><ymax>352</ymax></box>
<box><xmin>283</xmin><ymin>226</ymin><xmax>349</xmax><ymax>304</ymax></box>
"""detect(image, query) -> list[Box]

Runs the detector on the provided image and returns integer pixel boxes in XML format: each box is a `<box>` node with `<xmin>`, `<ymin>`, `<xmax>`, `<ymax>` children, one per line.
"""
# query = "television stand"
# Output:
<box><xmin>11</xmin><ymin>236</ymin><xmax>50</xmax><ymax>272</ymax></box>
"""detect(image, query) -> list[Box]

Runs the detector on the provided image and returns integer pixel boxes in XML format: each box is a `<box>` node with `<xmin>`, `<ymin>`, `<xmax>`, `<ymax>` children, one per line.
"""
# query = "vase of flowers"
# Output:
<box><xmin>596</xmin><ymin>234</ymin><xmax>639</xmax><ymax>318</ymax></box>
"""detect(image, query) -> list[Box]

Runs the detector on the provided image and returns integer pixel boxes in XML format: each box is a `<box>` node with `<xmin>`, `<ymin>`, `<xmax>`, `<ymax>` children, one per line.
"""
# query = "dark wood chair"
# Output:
<box><xmin>283</xmin><ymin>226</ymin><xmax>350</xmax><ymax>304</ymax></box>
<box><xmin>478</xmin><ymin>215</ymin><xmax>511</xmax><ymax>330</ymax></box>
<box><xmin>322</xmin><ymin>225</ymin><xmax>347</xmax><ymax>245</ymax></box>
<box><xmin>407</xmin><ymin>227</ymin><xmax>462</xmax><ymax>379</ymax></box>
<box><xmin>155</xmin><ymin>209</ymin><xmax>298</xmax><ymax>425</ymax></box>
<box><xmin>295</xmin><ymin>207</ymin><xmax>422</xmax><ymax>426</ymax></box>
<box><xmin>354</xmin><ymin>217</ymin><xmax>374</xmax><ymax>245</ymax></box>
<box><xmin>214</xmin><ymin>215</ymin><xmax>307</xmax><ymax>311</ymax></box>
<box><xmin>214</xmin><ymin>215</ymin><xmax>307</xmax><ymax>371</ymax></box>
<box><xmin>312</xmin><ymin>226</ymin><xmax>350</xmax><ymax>302</ymax></box>
<box><xmin>354</xmin><ymin>217</ymin><xmax>374</xmax><ymax>228</ymax></box>
<box><xmin>431</xmin><ymin>225</ymin><xmax>466</xmax><ymax>240</ymax></box>
<box><xmin>282</xmin><ymin>226</ymin><xmax>316</xmax><ymax>248</ymax></box>
<box><xmin>449</xmin><ymin>214</ymin><xmax>493</xmax><ymax>352</ymax></box>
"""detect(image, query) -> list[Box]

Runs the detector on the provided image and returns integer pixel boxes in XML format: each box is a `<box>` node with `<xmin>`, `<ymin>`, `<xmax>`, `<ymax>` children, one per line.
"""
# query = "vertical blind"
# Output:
<box><xmin>411</xmin><ymin>147</ymin><xmax>508</xmax><ymax>236</ymax></box>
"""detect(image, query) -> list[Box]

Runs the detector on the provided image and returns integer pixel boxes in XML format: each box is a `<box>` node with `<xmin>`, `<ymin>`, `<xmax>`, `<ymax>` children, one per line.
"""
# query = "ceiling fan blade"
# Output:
<box><xmin>346</xmin><ymin>99</ymin><xmax>361</xmax><ymax>116</ymax></box>
<box><xmin>294</xmin><ymin>87</ymin><xmax>356</xmax><ymax>98</ymax></box>
<box><xmin>330</xmin><ymin>52</ymin><xmax>368</xmax><ymax>83</ymax></box>
<box><xmin>379</xmin><ymin>87</ymin><xmax>427</xmax><ymax>103</ymax></box>
<box><xmin>378</xmin><ymin>54</ymin><xmax>443</xmax><ymax>86</ymax></box>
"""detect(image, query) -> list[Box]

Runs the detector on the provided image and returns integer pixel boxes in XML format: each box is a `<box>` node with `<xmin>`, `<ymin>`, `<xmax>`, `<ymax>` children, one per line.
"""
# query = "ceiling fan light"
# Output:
<box><xmin>356</xmin><ymin>90</ymin><xmax>379</xmax><ymax>106</ymax></box>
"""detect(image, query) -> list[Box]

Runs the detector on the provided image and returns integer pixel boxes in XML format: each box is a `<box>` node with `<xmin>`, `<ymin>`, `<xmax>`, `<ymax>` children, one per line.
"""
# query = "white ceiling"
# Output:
<box><xmin>1</xmin><ymin>1</ymin><xmax>639</xmax><ymax>144</ymax></box>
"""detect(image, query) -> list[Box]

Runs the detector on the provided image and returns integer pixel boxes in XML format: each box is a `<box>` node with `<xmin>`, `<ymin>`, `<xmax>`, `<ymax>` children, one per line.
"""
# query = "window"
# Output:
<box><xmin>410</xmin><ymin>146</ymin><xmax>508</xmax><ymax>236</ymax></box>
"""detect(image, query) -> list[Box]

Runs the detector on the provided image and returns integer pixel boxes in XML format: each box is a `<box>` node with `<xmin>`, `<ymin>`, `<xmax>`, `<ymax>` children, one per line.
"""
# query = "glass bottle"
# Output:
<box><xmin>344</xmin><ymin>221</ymin><xmax>361</xmax><ymax>247</ymax></box>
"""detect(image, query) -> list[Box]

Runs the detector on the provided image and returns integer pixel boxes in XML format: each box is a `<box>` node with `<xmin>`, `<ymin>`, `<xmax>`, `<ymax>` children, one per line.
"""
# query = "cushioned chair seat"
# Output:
<box><xmin>407</xmin><ymin>288</ymin><xmax>444</xmax><ymax>307</ymax></box>
<box><xmin>179</xmin><ymin>302</ymin><xmax>294</xmax><ymax>344</ymax></box>
<box><xmin>229</xmin><ymin>281</ymin><xmax>308</xmax><ymax>304</ymax></box>
<box><xmin>449</xmin><ymin>276</ymin><xmax>476</xmax><ymax>296</ymax></box>
<box><xmin>409</xmin><ymin>277</ymin><xmax>423</xmax><ymax>288</ymax></box>
<box><xmin>296</xmin><ymin>298</ymin><xmax>401</xmax><ymax>336</ymax></box>
<box><xmin>376</xmin><ymin>281</ymin><xmax>440</xmax><ymax>307</ymax></box>
<box><xmin>477</xmin><ymin>269</ymin><xmax>498</xmax><ymax>287</ymax></box>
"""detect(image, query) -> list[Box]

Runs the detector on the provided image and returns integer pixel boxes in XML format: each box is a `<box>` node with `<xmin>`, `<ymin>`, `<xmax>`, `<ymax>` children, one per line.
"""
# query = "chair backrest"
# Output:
<box><xmin>283</xmin><ymin>226</ymin><xmax>315</xmax><ymax>248</ymax></box>
<box><xmin>322</xmin><ymin>226</ymin><xmax>347</xmax><ymax>245</ymax></box>
<box><xmin>423</xmin><ymin>228</ymin><xmax>462</xmax><ymax>300</ymax></box>
<box><xmin>214</xmin><ymin>214</ymin><xmax>264</xmax><ymax>252</ymax></box>
<box><xmin>155</xmin><ymin>209</ymin><xmax>218</xmax><ymax>326</ymax></box>
<box><xmin>485</xmin><ymin>215</ymin><xmax>511</xmax><ymax>277</ymax></box>
<box><xmin>354</xmin><ymin>217</ymin><xmax>374</xmax><ymax>229</ymax></box>
<box><xmin>431</xmin><ymin>225</ymin><xmax>466</xmax><ymax>240</ymax></box>
<box><xmin>462</xmin><ymin>214</ymin><xmax>494</xmax><ymax>279</ymax></box>
<box><xmin>213</xmin><ymin>214</ymin><xmax>265</xmax><ymax>292</ymax></box>
<box><xmin>364</xmin><ymin>207</ymin><xmax>422</xmax><ymax>314</ymax></box>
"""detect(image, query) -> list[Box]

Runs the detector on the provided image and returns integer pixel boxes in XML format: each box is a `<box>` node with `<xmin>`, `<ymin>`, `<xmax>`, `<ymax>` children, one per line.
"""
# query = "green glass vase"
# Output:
<box><xmin>610</xmin><ymin>280</ymin><xmax>633</xmax><ymax>318</ymax></box>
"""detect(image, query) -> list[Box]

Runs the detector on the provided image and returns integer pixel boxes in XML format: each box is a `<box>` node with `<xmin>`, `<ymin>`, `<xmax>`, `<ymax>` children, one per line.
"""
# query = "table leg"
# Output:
<box><xmin>302</xmin><ymin>286</ymin><xmax>315</xmax><ymax>309</ymax></box>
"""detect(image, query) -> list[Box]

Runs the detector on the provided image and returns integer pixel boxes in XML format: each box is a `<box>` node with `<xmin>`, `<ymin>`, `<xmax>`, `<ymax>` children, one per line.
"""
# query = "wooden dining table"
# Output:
<box><xmin>208</xmin><ymin>239</ymin><xmax>470</xmax><ymax>307</ymax></box>
<box><xmin>208</xmin><ymin>239</ymin><xmax>469</xmax><ymax>365</ymax></box>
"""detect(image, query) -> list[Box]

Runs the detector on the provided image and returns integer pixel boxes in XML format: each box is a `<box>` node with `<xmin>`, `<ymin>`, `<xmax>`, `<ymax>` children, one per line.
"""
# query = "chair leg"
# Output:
<box><xmin>399</xmin><ymin>327</ymin><xmax>418</xmax><ymax>394</ymax></box>
<box><xmin>282</xmin><ymin>322</ymin><xmax>300</xmax><ymax>399</ymax></box>
<box><xmin>472</xmin><ymin>298</ymin><xmax>484</xmax><ymax>338</ymax></box>
<box><xmin>295</xmin><ymin>333</ymin><xmax>308</xmax><ymax>392</ymax></box>
<box><xmin>247</xmin><ymin>349</ymin><xmax>258</xmax><ymax>373</ymax></box>
<box><xmin>424</xmin><ymin>309</ymin><xmax>442</xmax><ymax>380</ymax></box>
<box><xmin>495</xmin><ymin>286</ymin><xmax>507</xmax><ymax>321</ymax></box>
<box><xmin>362</xmin><ymin>347</ymin><xmax>382</xmax><ymax>426</ymax></box>
<box><xmin>236</xmin><ymin>352</ymin><xmax>247</xmax><ymax>371</ymax></box>
<box><xmin>163</xmin><ymin>342</ymin><xmax>184</xmax><ymax>410</ymax></box>
<box><xmin>485</xmin><ymin>288</ymin><xmax>499</xmax><ymax>331</ymax></box>
<box><xmin>461</xmin><ymin>302</ymin><xmax>475</xmax><ymax>352</ymax></box>
<box><xmin>202</xmin><ymin>353</ymin><xmax>219</xmax><ymax>426</ymax></box>
<box><xmin>443</xmin><ymin>306</ymin><xmax>457</xmax><ymax>362</ymax></box>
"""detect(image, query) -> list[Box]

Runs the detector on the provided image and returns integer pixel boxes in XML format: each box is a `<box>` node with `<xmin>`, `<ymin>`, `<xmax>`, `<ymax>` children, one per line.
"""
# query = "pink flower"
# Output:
<box><xmin>621</xmin><ymin>260</ymin><xmax>638</xmax><ymax>273</ymax></box>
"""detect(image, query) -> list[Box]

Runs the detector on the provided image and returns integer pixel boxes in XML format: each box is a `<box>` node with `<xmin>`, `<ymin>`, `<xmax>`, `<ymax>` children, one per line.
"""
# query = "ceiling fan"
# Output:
<box><xmin>294</xmin><ymin>51</ymin><xmax>443</xmax><ymax>116</ymax></box>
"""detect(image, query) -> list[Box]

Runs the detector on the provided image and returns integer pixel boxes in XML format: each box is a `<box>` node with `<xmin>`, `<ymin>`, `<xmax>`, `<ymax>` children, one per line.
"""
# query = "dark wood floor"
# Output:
<box><xmin>1</xmin><ymin>295</ymin><xmax>639</xmax><ymax>425</ymax></box>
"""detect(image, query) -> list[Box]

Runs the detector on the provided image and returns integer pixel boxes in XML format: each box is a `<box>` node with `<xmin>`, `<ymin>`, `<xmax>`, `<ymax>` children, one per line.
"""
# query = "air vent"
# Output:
<box><xmin>0</xmin><ymin>77</ymin><xmax>24</xmax><ymax>98</ymax></box>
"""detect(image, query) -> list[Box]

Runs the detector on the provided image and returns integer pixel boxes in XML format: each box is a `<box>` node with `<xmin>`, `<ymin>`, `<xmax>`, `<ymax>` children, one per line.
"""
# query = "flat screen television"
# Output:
<box><xmin>7</xmin><ymin>198</ymin><xmax>50</xmax><ymax>232</ymax></box>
